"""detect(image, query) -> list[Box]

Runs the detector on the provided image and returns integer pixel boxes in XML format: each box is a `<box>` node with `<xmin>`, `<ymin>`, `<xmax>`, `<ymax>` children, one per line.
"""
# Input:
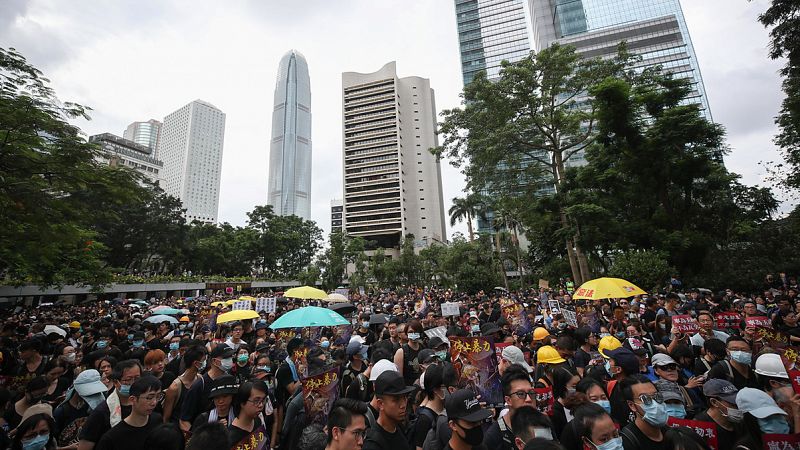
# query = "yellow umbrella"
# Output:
<box><xmin>225</xmin><ymin>299</ymin><xmax>239</xmax><ymax>306</ymax></box>
<box><xmin>211</xmin><ymin>301</ymin><xmax>226</xmax><ymax>307</ymax></box>
<box><xmin>238</xmin><ymin>296</ymin><xmax>257</xmax><ymax>302</ymax></box>
<box><xmin>217</xmin><ymin>309</ymin><xmax>260</xmax><ymax>324</ymax></box>
<box><xmin>573</xmin><ymin>277</ymin><xmax>647</xmax><ymax>300</ymax></box>
<box><xmin>284</xmin><ymin>286</ymin><xmax>327</xmax><ymax>300</ymax></box>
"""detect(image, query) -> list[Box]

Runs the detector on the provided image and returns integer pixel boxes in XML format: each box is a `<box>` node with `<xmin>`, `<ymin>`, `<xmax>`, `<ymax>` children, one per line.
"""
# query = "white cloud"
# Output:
<box><xmin>0</xmin><ymin>0</ymin><xmax>788</xmax><ymax>239</ymax></box>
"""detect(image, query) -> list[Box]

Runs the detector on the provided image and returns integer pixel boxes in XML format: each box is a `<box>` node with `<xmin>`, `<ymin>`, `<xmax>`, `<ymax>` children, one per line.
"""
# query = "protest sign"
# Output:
<box><xmin>539</xmin><ymin>279</ymin><xmax>549</xmax><ymax>289</ymax></box>
<box><xmin>292</xmin><ymin>347</ymin><xmax>310</xmax><ymax>379</ymax></box>
<box><xmin>562</xmin><ymin>309</ymin><xmax>578</xmax><ymax>328</ymax></box>
<box><xmin>301</xmin><ymin>367</ymin><xmax>340</xmax><ymax>426</ymax></box>
<box><xmin>424</xmin><ymin>326</ymin><xmax>448</xmax><ymax>344</ymax></box>
<box><xmin>535</xmin><ymin>386</ymin><xmax>554</xmax><ymax>416</ymax></box>
<box><xmin>232</xmin><ymin>300</ymin><xmax>250</xmax><ymax>311</ymax></box>
<box><xmin>225</xmin><ymin>287</ymin><xmax>233</xmax><ymax>294</ymax></box>
<box><xmin>745</xmin><ymin>316</ymin><xmax>772</xmax><ymax>329</ymax></box>
<box><xmin>667</xmin><ymin>418</ymin><xmax>718</xmax><ymax>450</ymax></box>
<box><xmin>714</xmin><ymin>312</ymin><xmax>741</xmax><ymax>330</ymax></box>
<box><xmin>231</xmin><ymin>425</ymin><xmax>268</xmax><ymax>450</ymax></box>
<box><xmin>500</xmin><ymin>299</ymin><xmax>532</xmax><ymax>336</ymax></box>
<box><xmin>762</xmin><ymin>433</ymin><xmax>800</xmax><ymax>450</ymax></box>
<box><xmin>789</xmin><ymin>370</ymin><xmax>800</xmax><ymax>396</ymax></box>
<box><xmin>334</xmin><ymin>288</ymin><xmax>350</xmax><ymax>299</ymax></box>
<box><xmin>441</xmin><ymin>302</ymin><xmax>461</xmax><ymax>317</ymax></box>
<box><xmin>548</xmin><ymin>300</ymin><xmax>561</xmax><ymax>315</ymax></box>
<box><xmin>255</xmin><ymin>297</ymin><xmax>276</xmax><ymax>313</ymax></box>
<box><xmin>671</xmin><ymin>315</ymin><xmax>700</xmax><ymax>334</ymax></box>
<box><xmin>449</xmin><ymin>336</ymin><xmax>503</xmax><ymax>406</ymax></box>
<box><xmin>495</xmin><ymin>343</ymin><xmax>510</xmax><ymax>360</ymax></box>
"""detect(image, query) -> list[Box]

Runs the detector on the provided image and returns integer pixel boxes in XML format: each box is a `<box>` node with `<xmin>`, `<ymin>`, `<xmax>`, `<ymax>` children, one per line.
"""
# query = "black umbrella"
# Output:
<box><xmin>328</xmin><ymin>302</ymin><xmax>356</xmax><ymax>316</ymax></box>
<box><xmin>369</xmin><ymin>313</ymin><xmax>388</xmax><ymax>325</ymax></box>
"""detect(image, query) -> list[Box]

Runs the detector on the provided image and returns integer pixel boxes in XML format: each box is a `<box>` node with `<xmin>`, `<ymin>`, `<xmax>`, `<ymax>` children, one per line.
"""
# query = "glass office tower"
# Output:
<box><xmin>268</xmin><ymin>50</ymin><xmax>312</xmax><ymax>221</ymax></box>
<box><xmin>530</xmin><ymin>0</ymin><xmax>712</xmax><ymax>119</ymax></box>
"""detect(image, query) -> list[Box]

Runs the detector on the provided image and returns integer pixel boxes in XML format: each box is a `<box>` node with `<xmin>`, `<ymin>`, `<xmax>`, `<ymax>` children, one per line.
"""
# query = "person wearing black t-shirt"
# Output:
<box><xmin>442</xmin><ymin>389</ymin><xmax>493</xmax><ymax>450</ymax></box>
<box><xmin>96</xmin><ymin>375</ymin><xmax>163</xmax><ymax>450</ymax></box>
<box><xmin>706</xmin><ymin>336</ymin><xmax>759</xmax><ymax>390</ymax></box>
<box><xmin>362</xmin><ymin>370</ymin><xmax>417</xmax><ymax>450</ymax></box>
<box><xmin>178</xmin><ymin>345</ymin><xmax>233</xmax><ymax>432</ymax></box>
<box><xmin>228</xmin><ymin>380</ymin><xmax>270</xmax><ymax>448</ymax></box>
<box><xmin>78</xmin><ymin>359</ymin><xmax>142</xmax><ymax>450</ymax></box>
<box><xmin>694</xmin><ymin>379</ymin><xmax>741</xmax><ymax>450</ymax></box>
<box><xmin>620</xmin><ymin>376</ymin><xmax>669</xmax><ymax>450</ymax></box>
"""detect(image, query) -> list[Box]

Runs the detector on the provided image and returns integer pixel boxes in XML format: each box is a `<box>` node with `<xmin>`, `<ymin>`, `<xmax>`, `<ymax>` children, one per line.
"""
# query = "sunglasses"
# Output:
<box><xmin>636</xmin><ymin>392</ymin><xmax>664</xmax><ymax>406</ymax></box>
<box><xmin>510</xmin><ymin>390</ymin><xmax>537</xmax><ymax>400</ymax></box>
<box><xmin>657</xmin><ymin>364</ymin><xmax>678</xmax><ymax>371</ymax></box>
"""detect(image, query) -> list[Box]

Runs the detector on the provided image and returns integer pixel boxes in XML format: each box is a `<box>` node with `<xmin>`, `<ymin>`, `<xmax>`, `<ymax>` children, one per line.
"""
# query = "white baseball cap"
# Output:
<box><xmin>369</xmin><ymin>359</ymin><xmax>399</xmax><ymax>381</ymax></box>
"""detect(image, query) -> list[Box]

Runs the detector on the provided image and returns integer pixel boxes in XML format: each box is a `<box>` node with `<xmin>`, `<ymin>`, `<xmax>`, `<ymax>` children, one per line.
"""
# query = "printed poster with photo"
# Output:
<box><xmin>301</xmin><ymin>367</ymin><xmax>340</xmax><ymax>426</ymax></box>
<box><xmin>449</xmin><ymin>336</ymin><xmax>503</xmax><ymax>407</ymax></box>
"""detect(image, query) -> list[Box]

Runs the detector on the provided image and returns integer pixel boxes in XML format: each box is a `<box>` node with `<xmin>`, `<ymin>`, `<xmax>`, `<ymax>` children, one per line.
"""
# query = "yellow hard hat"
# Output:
<box><xmin>69</xmin><ymin>321</ymin><xmax>81</xmax><ymax>329</ymax></box>
<box><xmin>598</xmin><ymin>336</ymin><xmax>622</xmax><ymax>358</ymax></box>
<box><xmin>179</xmin><ymin>316</ymin><xmax>190</xmax><ymax>322</ymax></box>
<box><xmin>533</xmin><ymin>327</ymin><xmax>550</xmax><ymax>341</ymax></box>
<box><xmin>537</xmin><ymin>345</ymin><xmax>566</xmax><ymax>364</ymax></box>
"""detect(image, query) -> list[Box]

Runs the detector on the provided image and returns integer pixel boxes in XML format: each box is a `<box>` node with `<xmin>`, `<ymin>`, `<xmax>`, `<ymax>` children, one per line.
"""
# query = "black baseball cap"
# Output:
<box><xmin>209</xmin><ymin>345</ymin><xmax>235</xmax><ymax>359</ymax></box>
<box><xmin>445</xmin><ymin>389</ymin><xmax>493</xmax><ymax>422</ymax></box>
<box><xmin>604</xmin><ymin>347</ymin><xmax>639</xmax><ymax>375</ymax></box>
<box><xmin>429</xmin><ymin>337</ymin><xmax>448</xmax><ymax>350</ymax></box>
<box><xmin>209</xmin><ymin>375</ymin><xmax>238</xmax><ymax>398</ymax></box>
<box><xmin>375</xmin><ymin>370</ymin><xmax>417</xmax><ymax>396</ymax></box>
<box><xmin>418</xmin><ymin>349</ymin><xmax>438</xmax><ymax>364</ymax></box>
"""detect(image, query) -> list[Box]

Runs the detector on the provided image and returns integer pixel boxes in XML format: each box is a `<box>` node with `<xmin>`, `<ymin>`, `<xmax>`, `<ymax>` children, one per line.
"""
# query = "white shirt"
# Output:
<box><xmin>690</xmin><ymin>329</ymin><xmax>730</xmax><ymax>347</ymax></box>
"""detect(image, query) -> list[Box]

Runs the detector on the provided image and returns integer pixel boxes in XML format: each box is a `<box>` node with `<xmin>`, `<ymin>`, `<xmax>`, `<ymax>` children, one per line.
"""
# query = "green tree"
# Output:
<box><xmin>753</xmin><ymin>1</ymin><xmax>800</xmax><ymax>190</ymax></box>
<box><xmin>297</xmin><ymin>264</ymin><xmax>321</xmax><ymax>286</ymax></box>
<box><xmin>0</xmin><ymin>47</ymin><xmax>142</xmax><ymax>286</ymax></box>
<box><xmin>608</xmin><ymin>250</ymin><xmax>674</xmax><ymax>292</ymax></box>
<box><xmin>448</xmin><ymin>194</ymin><xmax>482</xmax><ymax>241</ymax></box>
<box><xmin>435</xmin><ymin>43</ymin><xmax>634</xmax><ymax>285</ymax></box>
<box><xmin>442</xmin><ymin>235</ymin><xmax>501</xmax><ymax>293</ymax></box>
<box><xmin>370</xmin><ymin>248</ymin><xmax>399</xmax><ymax>288</ymax></box>
<box><xmin>246</xmin><ymin>205</ymin><xmax>322</xmax><ymax>279</ymax></box>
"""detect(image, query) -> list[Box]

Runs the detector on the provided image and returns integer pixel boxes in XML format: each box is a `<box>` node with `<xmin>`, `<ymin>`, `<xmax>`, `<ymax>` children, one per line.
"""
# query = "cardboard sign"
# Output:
<box><xmin>562</xmin><ymin>309</ymin><xmax>578</xmax><ymax>328</ymax></box>
<box><xmin>255</xmin><ymin>297</ymin><xmax>277</xmax><ymax>313</ymax></box>
<box><xmin>762</xmin><ymin>433</ymin><xmax>800</xmax><ymax>450</ymax></box>
<box><xmin>441</xmin><ymin>302</ymin><xmax>461</xmax><ymax>317</ymax></box>
<box><xmin>745</xmin><ymin>316</ymin><xmax>772</xmax><ymax>329</ymax></box>
<box><xmin>232</xmin><ymin>300</ymin><xmax>251</xmax><ymax>311</ymax></box>
<box><xmin>449</xmin><ymin>337</ymin><xmax>503</xmax><ymax>406</ymax></box>
<box><xmin>534</xmin><ymin>386</ymin><xmax>554</xmax><ymax>416</ymax></box>
<box><xmin>424</xmin><ymin>326</ymin><xmax>449</xmax><ymax>344</ymax></box>
<box><xmin>667</xmin><ymin>418</ymin><xmax>718</xmax><ymax>450</ymax></box>
<box><xmin>539</xmin><ymin>279</ymin><xmax>550</xmax><ymax>289</ymax></box>
<box><xmin>671</xmin><ymin>315</ymin><xmax>700</xmax><ymax>334</ymax></box>
<box><xmin>548</xmin><ymin>300</ymin><xmax>561</xmax><ymax>315</ymax></box>
<box><xmin>334</xmin><ymin>288</ymin><xmax>350</xmax><ymax>299</ymax></box>
<box><xmin>714</xmin><ymin>312</ymin><xmax>741</xmax><ymax>329</ymax></box>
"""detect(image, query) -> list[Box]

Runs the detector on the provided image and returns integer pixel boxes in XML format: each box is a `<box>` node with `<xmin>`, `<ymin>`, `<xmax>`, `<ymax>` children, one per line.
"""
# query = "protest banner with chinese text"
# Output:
<box><xmin>714</xmin><ymin>312</ymin><xmax>741</xmax><ymax>330</ymax></box>
<box><xmin>548</xmin><ymin>300</ymin><xmax>561</xmax><ymax>315</ymax></box>
<box><xmin>667</xmin><ymin>418</ymin><xmax>717</xmax><ymax>450</ymax></box>
<box><xmin>255</xmin><ymin>298</ymin><xmax>276</xmax><ymax>313</ymax></box>
<box><xmin>301</xmin><ymin>367</ymin><xmax>340</xmax><ymax>426</ymax></box>
<box><xmin>562</xmin><ymin>309</ymin><xmax>578</xmax><ymax>328</ymax></box>
<box><xmin>535</xmin><ymin>386</ymin><xmax>554</xmax><ymax>416</ymax></box>
<box><xmin>232</xmin><ymin>300</ymin><xmax>250</xmax><ymax>311</ymax></box>
<box><xmin>762</xmin><ymin>433</ymin><xmax>800</xmax><ymax>450</ymax></box>
<box><xmin>231</xmin><ymin>425</ymin><xmax>268</xmax><ymax>450</ymax></box>
<box><xmin>449</xmin><ymin>336</ymin><xmax>502</xmax><ymax>406</ymax></box>
<box><xmin>671</xmin><ymin>315</ymin><xmax>700</xmax><ymax>334</ymax></box>
<box><xmin>441</xmin><ymin>302</ymin><xmax>461</xmax><ymax>317</ymax></box>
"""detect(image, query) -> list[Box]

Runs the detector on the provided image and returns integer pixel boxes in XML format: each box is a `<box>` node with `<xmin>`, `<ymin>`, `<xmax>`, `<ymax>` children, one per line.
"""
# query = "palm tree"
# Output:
<box><xmin>494</xmin><ymin>210</ymin><xmax>525</xmax><ymax>289</ymax></box>
<box><xmin>448</xmin><ymin>194</ymin><xmax>481</xmax><ymax>241</ymax></box>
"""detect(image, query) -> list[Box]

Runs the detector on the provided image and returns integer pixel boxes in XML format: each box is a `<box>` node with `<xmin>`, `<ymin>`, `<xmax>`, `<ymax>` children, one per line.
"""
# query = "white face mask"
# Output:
<box><xmin>533</xmin><ymin>427</ymin><xmax>553</xmax><ymax>440</ymax></box>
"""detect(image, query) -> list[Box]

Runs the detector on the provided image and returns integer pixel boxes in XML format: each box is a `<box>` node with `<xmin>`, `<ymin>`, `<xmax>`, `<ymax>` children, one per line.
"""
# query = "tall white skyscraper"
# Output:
<box><xmin>158</xmin><ymin>100</ymin><xmax>226</xmax><ymax>224</ymax></box>
<box><xmin>342</xmin><ymin>62</ymin><xmax>446</xmax><ymax>257</ymax></box>
<box><xmin>123</xmin><ymin>119</ymin><xmax>162</xmax><ymax>157</ymax></box>
<box><xmin>267</xmin><ymin>50</ymin><xmax>312</xmax><ymax>220</ymax></box>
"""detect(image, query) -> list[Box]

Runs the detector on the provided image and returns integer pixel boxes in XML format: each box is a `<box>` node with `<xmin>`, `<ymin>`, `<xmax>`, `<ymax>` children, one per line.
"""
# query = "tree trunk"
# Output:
<box><xmin>512</xmin><ymin>226</ymin><xmax>525</xmax><ymax>289</ymax></box>
<box><xmin>467</xmin><ymin>213</ymin><xmax>474</xmax><ymax>242</ymax></box>
<box><xmin>565</xmin><ymin>238</ymin><xmax>582</xmax><ymax>286</ymax></box>
<box><xmin>495</xmin><ymin>231</ymin><xmax>509</xmax><ymax>290</ymax></box>
<box><xmin>575</xmin><ymin>241</ymin><xmax>592</xmax><ymax>283</ymax></box>
<box><xmin>553</xmin><ymin>149</ymin><xmax>586</xmax><ymax>286</ymax></box>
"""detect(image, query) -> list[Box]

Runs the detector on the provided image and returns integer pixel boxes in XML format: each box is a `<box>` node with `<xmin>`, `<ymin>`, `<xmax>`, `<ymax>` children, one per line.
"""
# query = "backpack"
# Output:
<box><xmin>405</xmin><ymin>406</ymin><xmax>437</xmax><ymax>447</ymax></box>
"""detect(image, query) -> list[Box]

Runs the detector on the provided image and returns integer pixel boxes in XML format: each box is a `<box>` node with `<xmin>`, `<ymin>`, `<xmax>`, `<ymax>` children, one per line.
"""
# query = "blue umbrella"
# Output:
<box><xmin>144</xmin><ymin>314</ymin><xmax>179</xmax><ymax>324</ymax></box>
<box><xmin>269</xmin><ymin>306</ymin><xmax>350</xmax><ymax>329</ymax></box>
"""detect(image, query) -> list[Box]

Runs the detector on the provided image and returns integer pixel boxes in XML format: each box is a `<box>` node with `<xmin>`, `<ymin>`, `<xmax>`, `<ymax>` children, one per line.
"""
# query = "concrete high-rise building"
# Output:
<box><xmin>123</xmin><ymin>119</ymin><xmax>162</xmax><ymax>157</ymax></box>
<box><xmin>89</xmin><ymin>133</ymin><xmax>163</xmax><ymax>185</ymax></box>
<box><xmin>455</xmin><ymin>0</ymin><xmax>532</xmax><ymax>86</ymax></box>
<box><xmin>331</xmin><ymin>199</ymin><xmax>343</xmax><ymax>231</ymax></box>
<box><xmin>529</xmin><ymin>0</ymin><xmax>711</xmax><ymax>119</ymax></box>
<box><xmin>267</xmin><ymin>50</ymin><xmax>312</xmax><ymax>220</ymax></box>
<box><xmin>158</xmin><ymin>100</ymin><xmax>226</xmax><ymax>224</ymax></box>
<box><xmin>341</xmin><ymin>62</ymin><xmax>446</xmax><ymax>257</ymax></box>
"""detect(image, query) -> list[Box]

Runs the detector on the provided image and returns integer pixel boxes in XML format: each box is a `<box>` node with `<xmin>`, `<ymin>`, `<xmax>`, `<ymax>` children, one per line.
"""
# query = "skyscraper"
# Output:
<box><xmin>341</xmin><ymin>62</ymin><xmax>446</xmax><ymax>257</ymax></box>
<box><xmin>158</xmin><ymin>100</ymin><xmax>226</xmax><ymax>224</ymax></box>
<box><xmin>267</xmin><ymin>50</ymin><xmax>312</xmax><ymax>220</ymax></box>
<box><xmin>89</xmin><ymin>133</ymin><xmax>163</xmax><ymax>185</ymax></box>
<box><xmin>529</xmin><ymin>0</ymin><xmax>711</xmax><ymax>119</ymax></box>
<box><xmin>123</xmin><ymin>119</ymin><xmax>162</xmax><ymax>157</ymax></box>
<box><xmin>455</xmin><ymin>0</ymin><xmax>533</xmax><ymax>86</ymax></box>
<box><xmin>331</xmin><ymin>199</ymin><xmax>343</xmax><ymax>231</ymax></box>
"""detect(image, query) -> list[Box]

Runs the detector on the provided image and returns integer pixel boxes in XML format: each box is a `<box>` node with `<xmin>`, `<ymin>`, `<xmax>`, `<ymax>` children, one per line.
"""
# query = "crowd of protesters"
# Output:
<box><xmin>0</xmin><ymin>273</ymin><xmax>798</xmax><ymax>450</ymax></box>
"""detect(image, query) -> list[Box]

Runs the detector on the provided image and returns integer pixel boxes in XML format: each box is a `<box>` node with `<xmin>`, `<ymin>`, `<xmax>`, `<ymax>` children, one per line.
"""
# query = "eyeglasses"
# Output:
<box><xmin>657</xmin><ymin>364</ymin><xmax>678</xmax><ymax>371</ymax></box>
<box><xmin>636</xmin><ymin>393</ymin><xmax>664</xmax><ymax>406</ymax></box>
<box><xmin>139</xmin><ymin>392</ymin><xmax>165</xmax><ymax>403</ymax></box>
<box><xmin>336</xmin><ymin>427</ymin><xmax>367</xmax><ymax>440</ymax></box>
<box><xmin>510</xmin><ymin>390</ymin><xmax>537</xmax><ymax>400</ymax></box>
<box><xmin>120</xmin><ymin>376</ymin><xmax>140</xmax><ymax>384</ymax></box>
<box><xmin>247</xmin><ymin>397</ymin><xmax>266</xmax><ymax>406</ymax></box>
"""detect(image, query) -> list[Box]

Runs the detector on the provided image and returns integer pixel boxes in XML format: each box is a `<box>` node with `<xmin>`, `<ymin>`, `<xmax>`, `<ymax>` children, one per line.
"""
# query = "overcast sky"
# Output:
<box><xmin>1</xmin><ymin>0</ymin><xmax>787</xmax><ymax>238</ymax></box>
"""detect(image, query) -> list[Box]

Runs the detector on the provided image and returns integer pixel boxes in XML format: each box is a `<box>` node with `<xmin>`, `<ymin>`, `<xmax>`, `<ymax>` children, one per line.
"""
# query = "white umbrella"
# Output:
<box><xmin>325</xmin><ymin>293</ymin><xmax>349</xmax><ymax>303</ymax></box>
<box><xmin>145</xmin><ymin>314</ymin><xmax>179</xmax><ymax>324</ymax></box>
<box><xmin>44</xmin><ymin>325</ymin><xmax>66</xmax><ymax>337</ymax></box>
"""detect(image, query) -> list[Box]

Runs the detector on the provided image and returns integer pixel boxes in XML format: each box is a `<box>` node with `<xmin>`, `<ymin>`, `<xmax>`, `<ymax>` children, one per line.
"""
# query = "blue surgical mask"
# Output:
<box><xmin>471</xmin><ymin>324</ymin><xmax>480</xmax><ymax>333</ymax></box>
<box><xmin>665</xmin><ymin>403</ymin><xmax>686</xmax><ymax>419</ymax></box>
<box><xmin>169</xmin><ymin>342</ymin><xmax>180</xmax><ymax>351</ymax></box>
<box><xmin>220</xmin><ymin>358</ymin><xmax>233</xmax><ymax>372</ymax></box>
<box><xmin>595</xmin><ymin>399</ymin><xmax>612</xmax><ymax>414</ymax></box>
<box><xmin>730</xmin><ymin>350</ymin><xmax>752</xmax><ymax>366</ymax></box>
<box><xmin>640</xmin><ymin>399</ymin><xmax>668</xmax><ymax>427</ymax></box>
<box><xmin>604</xmin><ymin>360</ymin><xmax>613</xmax><ymax>376</ymax></box>
<box><xmin>118</xmin><ymin>383</ymin><xmax>131</xmax><ymax>396</ymax></box>
<box><xmin>408</xmin><ymin>333</ymin><xmax>421</xmax><ymax>341</ymax></box>
<box><xmin>258</xmin><ymin>365</ymin><xmax>271</xmax><ymax>372</ymax></box>
<box><xmin>198</xmin><ymin>359</ymin><xmax>207</xmax><ymax>371</ymax></box>
<box><xmin>132</xmin><ymin>340</ymin><xmax>143</xmax><ymax>348</ymax></box>
<box><xmin>614</xmin><ymin>332</ymin><xmax>626</xmax><ymax>340</ymax></box>
<box><xmin>21</xmin><ymin>433</ymin><xmax>49</xmax><ymax>450</ymax></box>
<box><xmin>96</xmin><ymin>340</ymin><xmax>108</xmax><ymax>349</ymax></box>
<box><xmin>127</xmin><ymin>334</ymin><xmax>134</xmax><ymax>341</ymax></box>
<box><xmin>589</xmin><ymin>436</ymin><xmax>623</xmax><ymax>450</ymax></box>
<box><xmin>599</xmin><ymin>332</ymin><xmax>611</xmax><ymax>338</ymax></box>
<box><xmin>321</xmin><ymin>341</ymin><xmax>330</xmax><ymax>349</ymax></box>
<box><xmin>758</xmin><ymin>415</ymin><xmax>790</xmax><ymax>435</ymax></box>
<box><xmin>361</xmin><ymin>321</ymin><xmax>370</xmax><ymax>329</ymax></box>
<box><xmin>436</xmin><ymin>350</ymin><xmax>448</xmax><ymax>361</ymax></box>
